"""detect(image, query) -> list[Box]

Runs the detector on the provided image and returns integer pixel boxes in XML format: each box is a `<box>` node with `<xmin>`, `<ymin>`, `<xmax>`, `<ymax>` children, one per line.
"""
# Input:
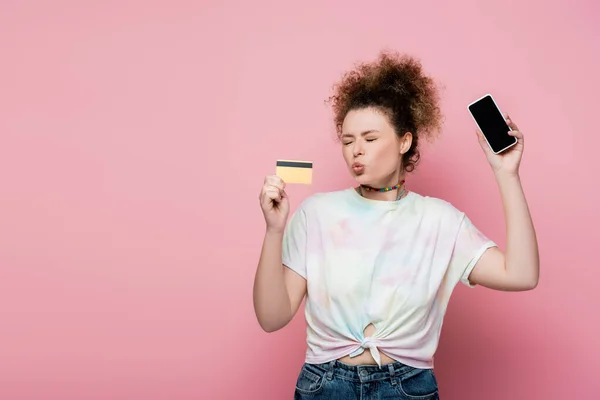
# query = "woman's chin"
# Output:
<box><xmin>354</xmin><ymin>176</ymin><xmax>370</xmax><ymax>186</ymax></box>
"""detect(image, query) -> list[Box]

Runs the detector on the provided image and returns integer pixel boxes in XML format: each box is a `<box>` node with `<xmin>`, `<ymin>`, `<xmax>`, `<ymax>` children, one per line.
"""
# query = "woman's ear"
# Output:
<box><xmin>399</xmin><ymin>132</ymin><xmax>413</xmax><ymax>155</ymax></box>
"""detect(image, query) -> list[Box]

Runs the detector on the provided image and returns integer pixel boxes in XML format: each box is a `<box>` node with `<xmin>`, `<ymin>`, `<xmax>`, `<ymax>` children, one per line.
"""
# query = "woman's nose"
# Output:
<box><xmin>353</xmin><ymin>142</ymin><xmax>364</xmax><ymax>156</ymax></box>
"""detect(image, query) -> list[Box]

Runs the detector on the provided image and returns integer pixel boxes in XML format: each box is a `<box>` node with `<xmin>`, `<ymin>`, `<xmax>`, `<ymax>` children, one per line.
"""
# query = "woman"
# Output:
<box><xmin>252</xmin><ymin>50</ymin><xmax>539</xmax><ymax>399</ymax></box>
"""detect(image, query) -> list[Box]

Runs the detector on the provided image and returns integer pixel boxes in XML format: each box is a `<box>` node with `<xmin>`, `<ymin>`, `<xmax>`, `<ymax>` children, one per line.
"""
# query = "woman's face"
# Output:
<box><xmin>341</xmin><ymin>107</ymin><xmax>412</xmax><ymax>188</ymax></box>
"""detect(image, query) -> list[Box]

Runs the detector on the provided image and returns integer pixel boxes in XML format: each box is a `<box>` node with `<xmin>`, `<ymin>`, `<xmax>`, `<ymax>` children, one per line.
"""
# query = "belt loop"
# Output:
<box><xmin>388</xmin><ymin>364</ymin><xmax>397</xmax><ymax>386</ymax></box>
<box><xmin>326</xmin><ymin>361</ymin><xmax>335</xmax><ymax>380</ymax></box>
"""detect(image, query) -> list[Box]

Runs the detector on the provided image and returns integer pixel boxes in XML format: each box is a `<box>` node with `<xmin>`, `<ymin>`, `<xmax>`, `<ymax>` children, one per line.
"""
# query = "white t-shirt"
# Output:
<box><xmin>281</xmin><ymin>187</ymin><xmax>496</xmax><ymax>369</ymax></box>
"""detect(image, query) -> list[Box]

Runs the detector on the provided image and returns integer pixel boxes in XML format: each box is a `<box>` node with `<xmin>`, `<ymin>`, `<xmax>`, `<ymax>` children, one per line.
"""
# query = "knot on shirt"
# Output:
<box><xmin>358</xmin><ymin>337</ymin><xmax>376</xmax><ymax>349</ymax></box>
<box><xmin>349</xmin><ymin>337</ymin><xmax>382</xmax><ymax>367</ymax></box>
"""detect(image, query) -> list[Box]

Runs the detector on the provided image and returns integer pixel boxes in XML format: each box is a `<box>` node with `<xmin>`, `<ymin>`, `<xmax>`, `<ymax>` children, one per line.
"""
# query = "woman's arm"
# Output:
<box><xmin>253</xmin><ymin>175</ymin><xmax>307</xmax><ymax>332</ymax></box>
<box><xmin>467</xmin><ymin>115</ymin><xmax>539</xmax><ymax>291</ymax></box>
<box><xmin>253</xmin><ymin>230</ymin><xmax>307</xmax><ymax>332</ymax></box>
<box><xmin>468</xmin><ymin>171</ymin><xmax>539</xmax><ymax>291</ymax></box>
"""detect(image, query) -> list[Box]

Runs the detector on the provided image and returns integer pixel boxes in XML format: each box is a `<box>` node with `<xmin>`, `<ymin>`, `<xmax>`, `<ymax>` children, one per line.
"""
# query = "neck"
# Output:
<box><xmin>358</xmin><ymin>176</ymin><xmax>407</xmax><ymax>202</ymax></box>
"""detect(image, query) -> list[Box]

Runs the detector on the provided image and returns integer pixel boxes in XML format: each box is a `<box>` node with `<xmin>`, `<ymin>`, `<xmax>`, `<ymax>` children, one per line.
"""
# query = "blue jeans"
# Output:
<box><xmin>294</xmin><ymin>360</ymin><xmax>439</xmax><ymax>399</ymax></box>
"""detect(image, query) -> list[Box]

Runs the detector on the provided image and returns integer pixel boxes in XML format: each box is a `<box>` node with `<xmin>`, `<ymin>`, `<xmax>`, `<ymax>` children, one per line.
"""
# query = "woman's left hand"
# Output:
<box><xmin>476</xmin><ymin>114</ymin><xmax>524</xmax><ymax>176</ymax></box>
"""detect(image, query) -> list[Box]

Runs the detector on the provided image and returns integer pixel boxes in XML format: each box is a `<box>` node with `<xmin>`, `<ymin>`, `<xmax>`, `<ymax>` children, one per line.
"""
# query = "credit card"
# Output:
<box><xmin>275</xmin><ymin>160</ymin><xmax>313</xmax><ymax>184</ymax></box>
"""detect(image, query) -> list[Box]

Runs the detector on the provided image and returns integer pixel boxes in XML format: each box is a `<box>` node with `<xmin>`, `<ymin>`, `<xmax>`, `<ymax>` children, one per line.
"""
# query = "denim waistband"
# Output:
<box><xmin>310</xmin><ymin>360</ymin><xmax>423</xmax><ymax>383</ymax></box>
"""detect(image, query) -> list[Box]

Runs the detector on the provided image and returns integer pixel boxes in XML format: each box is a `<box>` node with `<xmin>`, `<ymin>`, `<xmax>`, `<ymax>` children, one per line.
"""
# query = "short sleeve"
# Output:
<box><xmin>281</xmin><ymin>206</ymin><xmax>308</xmax><ymax>280</ymax></box>
<box><xmin>449</xmin><ymin>214</ymin><xmax>497</xmax><ymax>288</ymax></box>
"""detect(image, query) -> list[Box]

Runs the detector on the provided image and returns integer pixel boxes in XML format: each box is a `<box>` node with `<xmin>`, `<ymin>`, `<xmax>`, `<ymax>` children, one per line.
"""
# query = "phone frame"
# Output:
<box><xmin>467</xmin><ymin>93</ymin><xmax>517</xmax><ymax>154</ymax></box>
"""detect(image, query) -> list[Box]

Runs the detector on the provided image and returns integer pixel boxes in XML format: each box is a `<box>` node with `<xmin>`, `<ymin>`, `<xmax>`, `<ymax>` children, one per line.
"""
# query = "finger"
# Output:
<box><xmin>263</xmin><ymin>188</ymin><xmax>282</xmax><ymax>203</ymax></box>
<box><xmin>263</xmin><ymin>185</ymin><xmax>282</xmax><ymax>199</ymax></box>
<box><xmin>508</xmin><ymin>129</ymin><xmax>524</xmax><ymax>140</ymax></box>
<box><xmin>264</xmin><ymin>175</ymin><xmax>282</xmax><ymax>186</ymax></box>
<box><xmin>505</xmin><ymin>114</ymin><xmax>519</xmax><ymax>131</ymax></box>
<box><xmin>268</xmin><ymin>184</ymin><xmax>283</xmax><ymax>195</ymax></box>
<box><xmin>265</xmin><ymin>186</ymin><xmax>281</xmax><ymax>197</ymax></box>
<box><xmin>266</xmin><ymin>175</ymin><xmax>285</xmax><ymax>190</ymax></box>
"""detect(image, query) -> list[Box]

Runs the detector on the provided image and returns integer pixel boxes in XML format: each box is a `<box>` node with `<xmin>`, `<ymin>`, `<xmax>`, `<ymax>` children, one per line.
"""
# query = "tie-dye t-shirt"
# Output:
<box><xmin>281</xmin><ymin>187</ymin><xmax>496</xmax><ymax>369</ymax></box>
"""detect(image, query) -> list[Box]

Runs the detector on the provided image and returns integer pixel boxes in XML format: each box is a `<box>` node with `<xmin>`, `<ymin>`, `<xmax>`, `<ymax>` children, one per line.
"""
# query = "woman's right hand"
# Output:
<box><xmin>259</xmin><ymin>175</ymin><xmax>290</xmax><ymax>233</ymax></box>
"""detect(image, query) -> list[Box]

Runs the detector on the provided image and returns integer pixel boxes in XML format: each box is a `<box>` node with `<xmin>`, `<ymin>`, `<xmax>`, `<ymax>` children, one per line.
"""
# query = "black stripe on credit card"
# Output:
<box><xmin>276</xmin><ymin>161</ymin><xmax>313</xmax><ymax>168</ymax></box>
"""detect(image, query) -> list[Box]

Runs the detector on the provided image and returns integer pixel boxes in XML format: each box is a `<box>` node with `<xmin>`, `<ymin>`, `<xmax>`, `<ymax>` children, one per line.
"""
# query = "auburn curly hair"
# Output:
<box><xmin>327</xmin><ymin>50</ymin><xmax>443</xmax><ymax>172</ymax></box>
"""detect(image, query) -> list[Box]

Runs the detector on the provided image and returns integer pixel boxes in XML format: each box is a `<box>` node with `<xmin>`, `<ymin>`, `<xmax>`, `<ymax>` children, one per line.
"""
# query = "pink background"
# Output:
<box><xmin>1</xmin><ymin>1</ymin><xmax>599</xmax><ymax>399</ymax></box>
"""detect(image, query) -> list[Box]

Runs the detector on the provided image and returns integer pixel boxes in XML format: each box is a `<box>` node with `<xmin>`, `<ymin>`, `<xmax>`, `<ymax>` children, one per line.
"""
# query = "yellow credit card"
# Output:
<box><xmin>276</xmin><ymin>160</ymin><xmax>313</xmax><ymax>184</ymax></box>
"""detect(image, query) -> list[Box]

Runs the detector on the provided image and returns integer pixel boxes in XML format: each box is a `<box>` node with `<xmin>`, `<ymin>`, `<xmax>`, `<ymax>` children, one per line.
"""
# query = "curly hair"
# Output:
<box><xmin>327</xmin><ymin>50</ymin><xmax>443</xmax><ymax>172</ymax></box>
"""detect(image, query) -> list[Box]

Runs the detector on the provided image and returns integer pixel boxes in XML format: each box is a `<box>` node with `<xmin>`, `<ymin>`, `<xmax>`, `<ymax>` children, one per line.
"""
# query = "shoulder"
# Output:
<box><xmin>293</xmin><ymin>188</ymin><xmax>353</xmax><ymax>213</ymax></box>
<box><xmin>284</xmin><ymin>189</ymin><xmax>348</xmax><ymax>232</ymax></box>
<box><xmin>409</xmin><ymin>192</ymin><xmax>466</xmax><ymax>223</ymax></box>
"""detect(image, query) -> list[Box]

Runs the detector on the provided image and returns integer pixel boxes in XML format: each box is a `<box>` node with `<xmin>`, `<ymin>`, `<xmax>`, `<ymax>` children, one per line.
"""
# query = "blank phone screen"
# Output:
<box><xmin>468</xmin><ymin>95</ymin><xmax>516</xmax><ymax>153</ymax></box>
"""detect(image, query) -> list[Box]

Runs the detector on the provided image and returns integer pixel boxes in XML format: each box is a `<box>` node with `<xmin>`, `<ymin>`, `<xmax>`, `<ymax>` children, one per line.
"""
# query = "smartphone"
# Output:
<box><xmin>467</xmin><ymin>94</ymin><xmax>517</xmax><ymax>154</ymax></box>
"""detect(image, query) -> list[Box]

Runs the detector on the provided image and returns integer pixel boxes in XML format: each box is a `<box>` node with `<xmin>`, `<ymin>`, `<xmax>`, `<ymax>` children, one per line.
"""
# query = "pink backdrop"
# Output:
<box><xmin>1</xmin><ymin>1</ymin><xmax>598</xmax><ymax>399</ymax></box>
